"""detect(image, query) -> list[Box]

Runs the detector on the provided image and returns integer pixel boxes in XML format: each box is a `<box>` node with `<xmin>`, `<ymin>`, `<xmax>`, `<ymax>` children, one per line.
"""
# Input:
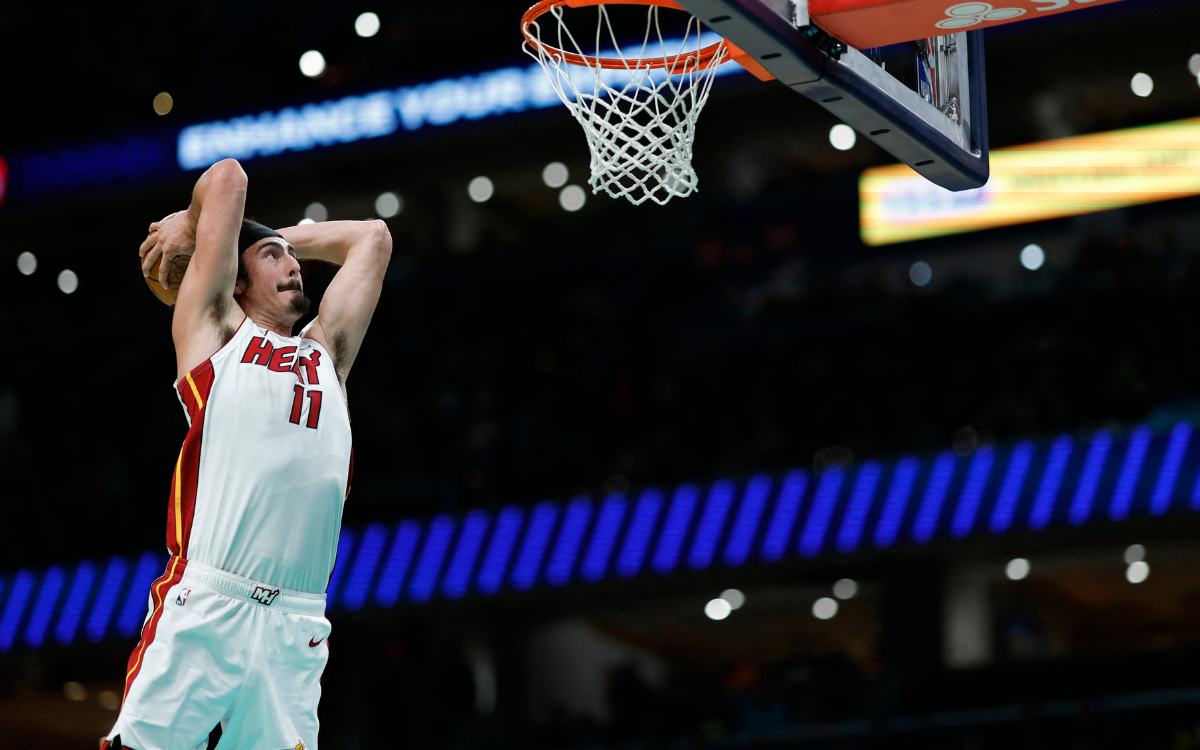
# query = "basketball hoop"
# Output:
<box><xmin>521</xmin><ymin>0</ymin><xmax>729</xmax><ymax>206</ymax></box>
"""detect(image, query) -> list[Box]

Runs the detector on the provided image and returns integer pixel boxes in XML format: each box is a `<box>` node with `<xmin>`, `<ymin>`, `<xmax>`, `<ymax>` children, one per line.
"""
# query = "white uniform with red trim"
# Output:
<box><xmin>106</xmin><ymin>317</ymin><xmax>353</xmax><ymax>750</ymax></box>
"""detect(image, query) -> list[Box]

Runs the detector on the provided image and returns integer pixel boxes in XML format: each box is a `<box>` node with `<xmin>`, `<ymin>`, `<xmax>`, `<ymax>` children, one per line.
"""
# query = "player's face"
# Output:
<box><xmin>239</xmin><ymin>238</ymin><xmax>310</xmax><ymax>320</ymax></box>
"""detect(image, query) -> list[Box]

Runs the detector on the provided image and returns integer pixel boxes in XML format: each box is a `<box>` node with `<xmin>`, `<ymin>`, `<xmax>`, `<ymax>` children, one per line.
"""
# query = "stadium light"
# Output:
<box><xmin>16</xmin><ymin>251</ymin><xmax>36</xmax><ymax>275</ymax></box>
<box><xmin>1126</xmin><ymin>560</ymin><xmax>1150</xmax><ymax>583</ymax></box>
<box><xmin>153</xmin><ymin>92</ymin><xmax>173</xmax><ymax>116</ymax></box>
<box><xmin>543</xmin><ymin>162</ymin><xmax>569</xmax><ymax>188</ymax></box>
<box><xmin>1124</xmin><ymin>544</ymin><xmax>1146</xmax><ymax>564</ymax></box>
<box><xmin>1020</xmin><ymin>243</ymin><xmax>1045</xmax><ymax>270</ymax></box>
<box><xmin>721</xmin><ymin>589</ymin><xmax>745</xmax><ymax>610</ymax></box>
<box><xmin>909</xmin><ymin>261</ymin><xmax>932</xmax><ymax>287</ymax></box>
<box><xmin>299</xmin><ymin>50</ymin><xmax>326</xmax><ymax>78</ymax></box>
<box><xmin>1130</xmin><ymin>73</ymin><xmax>1153</xmax><ymax>97</ymax></box>
<box><xmin>833</xmin><ymin>578</ymin><xmax>857</xmax><ymax>600</ymax></box>
<box><xmin>375</xmin><ymin>191</ymin><xmax>403</xmax><ymax>218</ymax></box>
<box><xmin>704</xmin><ymin>598</ymin><xmax>731</xmax><ymax>620</ymax></box>
<box><xmin>812</xmin><ymin>597</ymin><xmax>838</xmax><ymax>620</ymax></box>
<box><xmin>1005</xmin><ymin>557</ymin><xmax>1030</xmax><ymax>580</ymax></box>
<box><xmin>559</xmin><ymin>185</ymin><xmax>586</xmax><ymax>212</ymax></box>
<box><xmin>57</xmin><ymin>270</ymin><xmax>78</xmax><ymax>294</ymax></box>
<box><xmin>469</xmin><ymin>176</ymin><xmax>494</xmax><ymax>203</ymax></box>
<box><xmin>304</xmin><ymin>202</ymin><xmax>328</xmax><ymax>222</ymax></box>
<box><xmin>355</xmin><ymin>12</ymin><xmax>381</xmax><ymax>38</ymax></box>
<box><xmin>829</xmin><ymin>124</ymin><xmax>856</xmax><ymax>151</ymax></box>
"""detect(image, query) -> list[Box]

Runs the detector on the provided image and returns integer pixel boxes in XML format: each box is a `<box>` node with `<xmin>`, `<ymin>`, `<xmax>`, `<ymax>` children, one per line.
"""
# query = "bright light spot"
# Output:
<box><xmin>468</xmin><ymin>176</ymin><xmax>494</xmax><ymax>203</ymax></box>
<box><xmin>1126</xmin><ymin>560</ymin><xmax>1150</xmax><ymax>584</ymax></box>
<box><xmin>300</xmin><ymin>50</ymin><xmax>327</xmax><ymax>78</ymax></box>
<box><xmin>833</xmin><ymin>578</ymin><xmax>858</xmax><ymax>600</ymax></box>
<box><xmin>829</xmin><ymin>123</ymin><xmax>857</xmax><ymax>151</ymax></box>
<box><xmin>812</xmin><ymin>597</ymin><xmax>838</xmax><ymax>620</ymax></box>
<box><xmin>705</xmin><ymin>598</ymin><xmax>732</xmax><ymax>620</ymax></box>
<box><xmin>542</xmin><ymin>162</ymin><xmax>569</xmax><ymax>188</ymax></box>
<box><xmin>57</xmin><ymin>269</ymin><xmax>78</xmax><ymax>294</ymax></box>
<box><xmin>1005</xmin><ymin>557</ymin><xmax>1030</xmax><ymax>581</ymax></box>
<box><xmin>720</xmin><ymin>589</ymin><xmax>745</xmax><ymax>610</ymax></box>
<box><xmin>1131</xmin><ymin>72</ymin><xmax>1154</xmax><ymax>97</ymax></box>
<box><xmin>305</xmin><ymin>202</ymin><xmax>328</xmax><ymax>222</ymax></box>
<box><xmin>153</xmin><ymin>92</ymin><xmax>174</xmax><ymax>116</ymax></box>
<box><xmin>1188</xmin><ymin>54</ymin><xmax>1200</xmax><ymax>77</ymax></box>
<box><xmin>559</xmin><ymin>184</ymin><xmax>586</xmax><ymax>212</ymax></box>
<box><xmin>16</xmin><ymin>251</ymin><xmax>36</xmax><ymax>275</ymax></box>
<box><xmin>355</xmin><ymin>12</ymin><xmax>381</xmax><ymax>37</ymax></box>
<box><xmin>375</xmin><ymin>191</ymin><xmax>403</xmax><ymax>218</ymax></box>
<box><xmin>909</xmin><ymin>260</ymin><xmax>932</xmax><ymax>287</ymax></box>
<box><xmin>298</xmin><ymin>218</ymin><xmax>316</xmax><ymax>225</ymax></box>
<box><xmin>1020</xmin><ymin>243</ymin><xmax>1045</xmax><ymax>271</ymax></box>
<box><xmin>1124</xmin><ymin>544</ymin><xmax>1145</xmax><ymax>564</ymax></box>
<box><xmin>63</xmin><ymin>682</ymin><xmax>86</xmax><ymax>701</ymax></box>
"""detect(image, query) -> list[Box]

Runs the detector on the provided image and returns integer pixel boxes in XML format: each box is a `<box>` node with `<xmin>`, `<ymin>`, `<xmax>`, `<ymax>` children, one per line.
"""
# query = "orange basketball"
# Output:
<box><xmin>144</xmin><ymin>252</ymin><xmax>191</xmax><ymax>306</ymax></box>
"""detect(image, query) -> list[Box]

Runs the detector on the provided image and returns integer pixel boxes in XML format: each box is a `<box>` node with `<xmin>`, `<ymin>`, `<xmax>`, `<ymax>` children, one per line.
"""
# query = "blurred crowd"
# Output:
<box><xmin>345</xmin><ymin>200</ymin><xmax>1200</xmax><ymax>524</ymax></box>
<box><xmin>1</xmin><ymin>193</ymin><xmax>1199</xmax><ymax>570</ymax></box>
<box><xmin>320</xmin><ymin>622</ymin><xmax>1200</xmax><ymax>750</ymax></box>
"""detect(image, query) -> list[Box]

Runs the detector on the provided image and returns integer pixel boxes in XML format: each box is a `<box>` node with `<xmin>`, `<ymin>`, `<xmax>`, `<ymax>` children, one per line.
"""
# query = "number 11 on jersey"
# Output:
<box><xmin>289</xmin><ymin>386</ymin><xmax>322</xmax><ymax>429</ymax></box>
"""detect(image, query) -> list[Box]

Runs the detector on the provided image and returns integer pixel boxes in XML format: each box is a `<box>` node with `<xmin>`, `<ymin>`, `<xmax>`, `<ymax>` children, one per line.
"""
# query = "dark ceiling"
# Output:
<box><xmin>1</xmin><ymin>0</ymin><xmax>1196</xmax><ymax>159</ymax></box>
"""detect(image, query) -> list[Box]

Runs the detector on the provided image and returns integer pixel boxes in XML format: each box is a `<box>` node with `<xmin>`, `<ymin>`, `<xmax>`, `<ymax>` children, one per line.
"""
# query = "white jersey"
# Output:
<box><xmin>168</xmin><ymin>316</ymin><xmax>353</xmax><ymax>594</ymax></box>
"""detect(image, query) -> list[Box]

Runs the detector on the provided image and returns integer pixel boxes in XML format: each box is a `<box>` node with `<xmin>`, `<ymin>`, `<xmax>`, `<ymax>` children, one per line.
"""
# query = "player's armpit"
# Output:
<box><xmin>281</xmin><ymin>220</ymin><xmax>392</xmax><ymax>381</ymax></box>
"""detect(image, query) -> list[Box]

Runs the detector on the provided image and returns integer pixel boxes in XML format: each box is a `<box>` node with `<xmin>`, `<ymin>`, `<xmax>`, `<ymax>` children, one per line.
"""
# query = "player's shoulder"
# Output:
<box><xmin>173</xmin><ymin>302</ymin><xmax>249</xmax><ymax>379</ymax></box>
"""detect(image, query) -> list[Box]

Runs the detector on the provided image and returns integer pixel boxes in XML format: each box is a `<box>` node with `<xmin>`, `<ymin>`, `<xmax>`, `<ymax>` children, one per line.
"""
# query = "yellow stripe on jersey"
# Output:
<box><xmin>174</xmin><ymin>448</ymin><xmax>183</xmax><ymax>550</ymax></box>
<box><xmin>184</xmin><ymin>372</ymin><xmax>204</xmax><ymax>410</ymax></box>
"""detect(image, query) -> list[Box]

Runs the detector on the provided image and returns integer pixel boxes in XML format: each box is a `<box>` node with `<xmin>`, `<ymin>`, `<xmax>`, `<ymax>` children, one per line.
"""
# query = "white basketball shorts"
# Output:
<box><xmin>103</xmin><ymin>557</ymin><xmax>331</xmax><ymax>750</ymax></box>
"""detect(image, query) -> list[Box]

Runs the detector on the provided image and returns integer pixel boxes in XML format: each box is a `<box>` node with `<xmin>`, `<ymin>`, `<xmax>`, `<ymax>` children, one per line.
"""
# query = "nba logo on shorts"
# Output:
<box><xmin>175</xmin><ymin>589</ymin><xmax>191</xmax><ymax>607</ymax></box>
<box><xmin>251</xmin><ymin>586</ymin><xmax>280</xmax><ymax>606</ymax></box>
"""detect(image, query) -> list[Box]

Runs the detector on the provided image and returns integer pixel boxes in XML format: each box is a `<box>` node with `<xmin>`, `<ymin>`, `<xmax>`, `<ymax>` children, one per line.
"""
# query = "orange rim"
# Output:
<box><xmin>521</xmin><ymin>0</ymin><xmax>728</xmax><ymax>74</ymax></box>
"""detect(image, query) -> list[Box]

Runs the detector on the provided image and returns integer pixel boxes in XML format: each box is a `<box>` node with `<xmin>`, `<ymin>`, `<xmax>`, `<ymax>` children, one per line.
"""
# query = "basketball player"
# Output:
<box><xmin>104</xmin><ymin>158</ymin><xmax>391</xmax><ymax>750</ymax></box>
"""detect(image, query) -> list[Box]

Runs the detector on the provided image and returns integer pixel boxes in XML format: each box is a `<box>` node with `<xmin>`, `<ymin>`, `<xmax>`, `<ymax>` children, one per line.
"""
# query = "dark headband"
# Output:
<box><xmin>238</xmin><ymin>223</ymin><xmax>285</xmax><ymax>253</ymax></box>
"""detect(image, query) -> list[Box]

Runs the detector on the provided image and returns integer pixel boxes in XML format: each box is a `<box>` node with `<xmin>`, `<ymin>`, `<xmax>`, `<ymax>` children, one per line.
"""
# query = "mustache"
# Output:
<box><xmin>277</xmin><ymin>280</ymin><xmax>303</xmax><ymax>293</ymax></box>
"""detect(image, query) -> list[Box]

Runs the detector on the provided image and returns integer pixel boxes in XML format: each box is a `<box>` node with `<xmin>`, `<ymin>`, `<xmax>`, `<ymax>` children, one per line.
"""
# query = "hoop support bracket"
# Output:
<box><xmin>676</xmin><ymin>0</ymin><xmax>990</xmax><ymax>191</ymax></box>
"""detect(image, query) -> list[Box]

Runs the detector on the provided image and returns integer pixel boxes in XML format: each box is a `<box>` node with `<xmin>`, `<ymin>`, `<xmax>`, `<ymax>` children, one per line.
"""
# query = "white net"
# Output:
<box><xmin>523</xmin><ymin>4</ymin><xmax>728</xmax><ymax>206</ymax></box>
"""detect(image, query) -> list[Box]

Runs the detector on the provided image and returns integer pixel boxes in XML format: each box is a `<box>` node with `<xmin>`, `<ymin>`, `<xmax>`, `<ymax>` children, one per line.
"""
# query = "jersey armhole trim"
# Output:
<box><xmin>172</xmin><ymin>316</ymin><xmax>250</xmax><ymax>391</ymax></box>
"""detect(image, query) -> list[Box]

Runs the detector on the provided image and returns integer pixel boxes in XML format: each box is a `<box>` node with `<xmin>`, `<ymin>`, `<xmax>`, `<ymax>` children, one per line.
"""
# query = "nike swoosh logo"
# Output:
<box><xmin>309</xmin><ymin>637</ymin><xmax>324</xmax><ymax>647</ymax></box>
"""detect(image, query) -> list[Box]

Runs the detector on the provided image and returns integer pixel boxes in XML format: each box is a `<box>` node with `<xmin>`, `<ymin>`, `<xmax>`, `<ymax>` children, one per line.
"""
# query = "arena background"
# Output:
<box><xmin>2</xmin><ymin>1</ymin><xmax>1200</xmax><ymax>747</ymax></box>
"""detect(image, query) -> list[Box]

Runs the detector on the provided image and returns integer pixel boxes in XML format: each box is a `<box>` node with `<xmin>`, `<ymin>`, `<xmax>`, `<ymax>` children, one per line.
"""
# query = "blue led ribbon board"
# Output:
<box><xmin>3</xmin><ymin>421</ymin><xmax>1200</xmax><ymax>651</ymax></box>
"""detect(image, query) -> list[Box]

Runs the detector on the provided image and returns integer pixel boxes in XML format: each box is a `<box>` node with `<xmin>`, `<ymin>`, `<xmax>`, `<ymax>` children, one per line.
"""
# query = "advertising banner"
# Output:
<box><xmin>860</xmin><ymin>116</ymin><xmax>1200</xmax><ymax>246</ymax></box>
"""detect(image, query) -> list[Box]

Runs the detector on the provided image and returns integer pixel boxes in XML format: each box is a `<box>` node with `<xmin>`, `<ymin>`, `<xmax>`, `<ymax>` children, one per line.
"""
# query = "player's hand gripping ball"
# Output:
<box><xmin>141</xmin><ymin>211</ymin><xmax>195</xmax><ymax>306</ymax></box>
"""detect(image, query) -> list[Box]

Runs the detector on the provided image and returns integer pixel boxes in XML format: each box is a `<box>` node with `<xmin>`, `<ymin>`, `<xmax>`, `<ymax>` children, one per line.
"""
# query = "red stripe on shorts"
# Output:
<box><xmin>121</xmin><ymin>556</ymin><xmax>188</xmax><ymax>705</ymax></box>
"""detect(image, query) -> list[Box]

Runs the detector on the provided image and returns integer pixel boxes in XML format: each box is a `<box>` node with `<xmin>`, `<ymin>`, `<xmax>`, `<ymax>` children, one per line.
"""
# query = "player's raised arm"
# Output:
<box><xmin>277</xmin><ymin>220</ymin><xmax>392</xmax><ymax>382</ymax></box>
<box><xmin>140</xmin><ymin>159</ymin><xmax>248</xmax><ymax>376</ymax></box>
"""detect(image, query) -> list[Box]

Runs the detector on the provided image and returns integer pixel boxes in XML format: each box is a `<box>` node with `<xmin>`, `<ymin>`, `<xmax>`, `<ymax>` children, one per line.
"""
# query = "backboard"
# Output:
<box><xmin>675</xmin><ymin>0</ymin><xmax>989</xmax><ymax>191</ymax></box>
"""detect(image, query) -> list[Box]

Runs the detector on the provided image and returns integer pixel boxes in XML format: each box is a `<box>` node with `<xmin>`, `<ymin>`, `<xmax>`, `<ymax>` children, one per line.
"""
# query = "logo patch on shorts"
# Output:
<box><xmin>251</xmin><ymin>586</ymin><xmax>280</xmax><ymax>606</ymax></box>
<box><xmin>175</xmin><ymin>589</ymin><xmax>191</xmax><ymax>606</ymax></box>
